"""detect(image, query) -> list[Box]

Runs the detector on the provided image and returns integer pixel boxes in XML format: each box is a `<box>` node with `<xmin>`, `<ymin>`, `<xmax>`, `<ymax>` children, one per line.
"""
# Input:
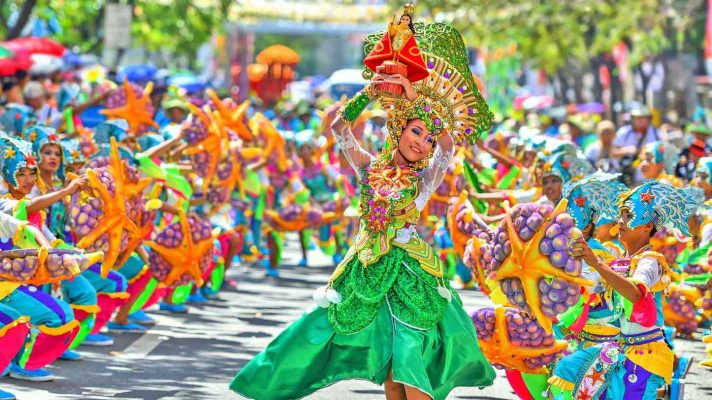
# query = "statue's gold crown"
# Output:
<box><xmin>402</xmin><ymin>3</ymin><xmax>415</xmax><ymax>17</ymax></box>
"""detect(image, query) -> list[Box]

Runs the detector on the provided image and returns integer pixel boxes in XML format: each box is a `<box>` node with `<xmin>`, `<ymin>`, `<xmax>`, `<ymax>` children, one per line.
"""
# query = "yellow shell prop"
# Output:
<box><xmin>74</xmin><ymin>138</ymin><xmax>144</xmax><ymax>277</ymax></box>
<box><xmin>490</xmin><ymin>200</ymin><xmax>593</xmax><ymax>334</ymax></box>
<box><xmin>145</xmin><ymin>211</ymin><xmax>215</xmax><ymax>287</ymax></box>
<box><xmin>100</xmin><ymin>80</ymin><xmax>159</xmax><ymax>134</ymax></box>
<box><xmin>663</xmin><ymin>283</ymin><xmax>701</xmax><ymax>335</ymax></box>
<box><xmin>472</xmin><ymin>306</ymin><xmax>567</xmax><ymax>374</ymax></box>
<box><xmin>0</xmin><ymin>248</ymin><xmax>103</xmax><ymax>286</ymax></box>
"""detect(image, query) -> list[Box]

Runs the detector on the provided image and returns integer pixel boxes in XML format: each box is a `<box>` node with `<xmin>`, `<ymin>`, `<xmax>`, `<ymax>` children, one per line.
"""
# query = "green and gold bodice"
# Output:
<box><xmin>330</xmin><ymin>161</ymin><xmax>444</xmax><ymax>282</ymax></box>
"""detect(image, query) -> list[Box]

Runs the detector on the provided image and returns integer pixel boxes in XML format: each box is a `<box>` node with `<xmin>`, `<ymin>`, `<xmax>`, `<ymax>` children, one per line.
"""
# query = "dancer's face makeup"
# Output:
<box><xmin>398</xmin><ymin>119</ymin><xmax>434</xmax><ymax>163</ymax></box>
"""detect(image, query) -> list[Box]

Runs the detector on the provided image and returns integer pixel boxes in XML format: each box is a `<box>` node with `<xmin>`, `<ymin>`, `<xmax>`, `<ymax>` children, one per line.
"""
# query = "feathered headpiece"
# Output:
<box><xmin>541</xmin><ymin>151</ymin><xmax>593</xmax><ymax>185</ymax></box>
<box><xmin>23</xmin><ymin>125</ymin><xmax>65</xmax><ymax>182</ymax></box>
<box><xmin>60</xmin><ymin>137</ymin><xmax>86</xmax><ymax>166</ymax></box>
<box><xmin>93</xmin><ymin>119</ymin><xmax>130</xmax><ymax>159</ymax></box>
<box><xmin>563</xmin><ymin>171</ymin><xmax>626</xmax><ymax>231</ymax></box>
<box><xmin>695</xmin><ymin>156</ymin><xmax>712</xmax><ymax>185</ymax></box>
<box><xmin>0</xmin><ymin>136</ymin><xmax>37</xmax><ymax>188</ymax></box>
<box><xmin>343</xmin><ymin>22</ymin><xmax>492</xmax><ymax>146</ymax></box>
<box><xmin>0</xmin><ymin>104</ymin><xmax>34</xmax><ymax>136</ymax></box>
<box><xmin>640</xmin><ymin>141</ymin><xmax>678</xmax><ymax>175</ymax></box>
<box><xmin>402</xmin><ymin>3</ymin><xmax>415</xmax><ymax>17</ymax></box>
<box><xmin>619</xmin><ymin>180</ymin><xmax>700</xmax><ymax>237</ymax></box>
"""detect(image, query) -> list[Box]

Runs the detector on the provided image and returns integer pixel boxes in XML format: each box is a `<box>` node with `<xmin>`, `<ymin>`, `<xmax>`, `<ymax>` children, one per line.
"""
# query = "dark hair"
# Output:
<box><xmin>401</xmin><ymin>14</ymin><xmax>415</xmax><ymax>33</ymax></box>
<box><xmin>14</xmin><ymin>70</ymin><xmax>28</xmax><ymax>81</ymax></box>
<box><xmin>1</xmin><ymin>77</ymin><xmax>17</xmax><ymax>92</ymax></box>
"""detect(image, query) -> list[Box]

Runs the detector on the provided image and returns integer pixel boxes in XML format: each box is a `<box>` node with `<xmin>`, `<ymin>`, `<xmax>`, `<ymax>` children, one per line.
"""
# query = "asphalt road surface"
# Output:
<box><xmin>2</xmin><ymin>235</ymin><xmax>710</xmax><ymax>400</ymax></box>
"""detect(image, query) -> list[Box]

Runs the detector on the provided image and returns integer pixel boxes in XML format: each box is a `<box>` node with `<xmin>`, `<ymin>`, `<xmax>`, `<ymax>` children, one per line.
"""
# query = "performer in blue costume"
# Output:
<box><xmin>554</xmin><ymin>181</ymin><xmax>697</xmax><ymax>400</ymax></box>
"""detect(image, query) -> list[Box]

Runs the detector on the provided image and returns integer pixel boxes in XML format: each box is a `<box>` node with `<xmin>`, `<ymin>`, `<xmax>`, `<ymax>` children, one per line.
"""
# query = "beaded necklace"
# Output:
<box><xmin>360</xmin><ymin>160</ymin><xmax>421</xmax><ymax>238</ymax></box>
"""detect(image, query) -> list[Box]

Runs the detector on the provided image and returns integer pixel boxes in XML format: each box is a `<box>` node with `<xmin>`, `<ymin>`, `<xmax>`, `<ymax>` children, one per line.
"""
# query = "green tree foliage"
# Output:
<box><xmin>1</xmin><ymin>0</ymin><xmax>233</xmax><ymax>63</ymax></box>
<box><xmin>399</xmin><ymin>0</ymin><xmax>706</xmax><ymax>73</ymax></box>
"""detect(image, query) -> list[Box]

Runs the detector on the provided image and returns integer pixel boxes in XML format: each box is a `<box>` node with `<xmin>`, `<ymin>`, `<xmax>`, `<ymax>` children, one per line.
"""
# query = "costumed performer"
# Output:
<box><xmin>230</xmin><ymin>13</ymin><xmax>496</xmax><ymax>400</ymax></box>
<box><xmin>556</xmin><ymin>181</ymin><xmax>696</xmax><ymax>399</ymax></box>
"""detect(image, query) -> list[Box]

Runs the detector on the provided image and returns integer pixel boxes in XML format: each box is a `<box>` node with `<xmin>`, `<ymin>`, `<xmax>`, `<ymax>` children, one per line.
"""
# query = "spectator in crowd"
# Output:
<box><xmin>585</xmin><ymin>120</ymin><xmax>618</xmax><ymax>172</ymax></box>
<box><xmin>23</xmin><ymin>81</ymin><xmax>62</xmax><ymax>128</ymax></box>
<box><xmin>613</xmin><ymin>106</ymin><xmax>661</xmax><ymax>185</ymax></box>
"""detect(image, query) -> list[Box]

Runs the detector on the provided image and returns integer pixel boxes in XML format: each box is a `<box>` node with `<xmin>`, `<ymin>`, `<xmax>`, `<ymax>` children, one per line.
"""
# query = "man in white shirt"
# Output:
<box><xmin>614</xmin><ymin>106</ymin><xmax>660</xmax><ymax>185</ymax></box>
<box><xmin>23</xmin><ymin>81</ymin><xmax>62</xmax><ymax>129</ymax></box>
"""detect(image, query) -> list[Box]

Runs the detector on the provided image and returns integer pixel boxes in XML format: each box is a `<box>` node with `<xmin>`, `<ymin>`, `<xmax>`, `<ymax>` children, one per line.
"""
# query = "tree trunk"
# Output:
<box><xmin>591</xmin><ymin>56</ymin><xmax>604</xmax><ymax>104</ymax></box>
<box><xmin>5</xmin><ymin>0</ymin><xmax>38</xmax><ymax>40</ymax></box>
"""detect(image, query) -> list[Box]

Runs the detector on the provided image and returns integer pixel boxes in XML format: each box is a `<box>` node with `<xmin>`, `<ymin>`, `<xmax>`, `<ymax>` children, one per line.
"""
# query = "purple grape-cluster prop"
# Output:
<box><xmin>481</xmin><ymin>202</ymin><xmax>586</xmax><ymax>330</ymax></box>
<box><xmin>471</xmin><ymin>306</ymin><xmax>564</xmax><ymax>373</ymax></box>
<box><xmin>191</xmin><ymin>151</ymin><xmax>211</xmax><ymax>177</ymax></box>
<box><xmin>206</xmin><ymin>185</ymin><xmax>230</xmax><ymax>206</ymax></box>
<box><xmin>279</xmin><ymin>204</ymin><xmax>302</xmax><ymax>222</ymax></box>
<box><xmin>0</xmin><ymin>248</ymin><xmax>96</xmax><ymax>283</ymax></box>
<box><xmin>664</xmin><ymin>285</ymin><xmax>699</xmax><ymax>335</ymax></box>
<box><xmin>183</xmin><ymin>114</ymin><xmax>209</xmax><ymax>145</ymax></box>
<box><xmin>148</xmin><ymin>215</ymin><xmax>213</xmax><ymax>286</ymax></box>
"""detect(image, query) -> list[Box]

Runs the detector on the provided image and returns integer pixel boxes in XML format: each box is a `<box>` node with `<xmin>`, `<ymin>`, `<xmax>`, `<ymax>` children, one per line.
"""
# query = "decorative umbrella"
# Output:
<box><xmin>0</xmin><ymin>47</ymin><xmax>32</xmax><ymax>76</ymax></box>
<box><xmin>255</xmin><ymin>44</ymin><xmax>300</xmax><ymax>65</ymax></box>
<box><xmin>0</xmin><ymin>45</ymin><xmax>13</xmax><ymax>58</ymax></box>
<box><xmin>576</xmin><ymin>102</ymin><xmax>606</xmax><ymax>114</ymax></box>
<box><xmin>29</xmin><ymin>54</ymin><xmax>63</xmax><ymax>75</ymax></box>
<box><xmin>3</xmin><ymin>37</ymin><xmax>65</xmax><ymax>57</ymax></box>
<box><xmin>168</xmin><ymin>72</ymin><xmax>207</xmax><ymax>94</ymax></box>
<box><xmin>118</xmin><ymin>64</ymin><xmax>158</xmax><ymax>83</ymax></box>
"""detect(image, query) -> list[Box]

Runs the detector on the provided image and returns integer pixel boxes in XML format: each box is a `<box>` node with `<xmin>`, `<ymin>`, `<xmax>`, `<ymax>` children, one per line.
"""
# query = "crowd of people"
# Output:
<box><xmin>0</xmin><ymin>8</ymin><xmax>711</xmax><ymax>400</ymax></box>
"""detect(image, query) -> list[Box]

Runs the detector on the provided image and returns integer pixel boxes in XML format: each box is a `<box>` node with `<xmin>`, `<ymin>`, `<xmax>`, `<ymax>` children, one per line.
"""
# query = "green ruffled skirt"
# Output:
<box><xmin>229</xmin><ymin>248</ymin><xmax>495</xmax><ymax>399</ymax></box>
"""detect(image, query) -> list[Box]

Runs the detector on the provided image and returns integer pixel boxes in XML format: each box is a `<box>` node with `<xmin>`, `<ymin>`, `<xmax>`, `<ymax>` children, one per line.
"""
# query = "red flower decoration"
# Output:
<box><xmin>640</xmin><ymin>190</ymin><xmax>655</xmax><ymax>203</ymax></box>
<box><xmin>24</xmin><ymin>154</ymin><xmax>37</xmax><ymax>166</ymax></box>
<box><xmin>574</xmin><ymin>195</ymin><xmax>586</xmax><ymax>207</ymax></box>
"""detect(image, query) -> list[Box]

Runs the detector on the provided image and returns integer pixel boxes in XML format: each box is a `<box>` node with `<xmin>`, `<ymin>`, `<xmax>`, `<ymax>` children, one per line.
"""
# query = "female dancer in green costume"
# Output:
<box><xmin>230</xmin><ymin>18</ymin><xmax>496</xmax><ymax>400</ymax></box>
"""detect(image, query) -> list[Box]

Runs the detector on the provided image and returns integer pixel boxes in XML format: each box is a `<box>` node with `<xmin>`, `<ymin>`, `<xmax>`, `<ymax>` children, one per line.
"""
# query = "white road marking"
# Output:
<box><xmin>116</xmin><ymin>333</ymin><xmax>166</xmax><ymax>360</ymax></box>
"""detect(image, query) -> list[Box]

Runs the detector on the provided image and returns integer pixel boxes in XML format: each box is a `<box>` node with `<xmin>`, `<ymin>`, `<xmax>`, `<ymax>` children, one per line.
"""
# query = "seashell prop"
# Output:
<box><xmin>0</xmin><ymin>248</ymin><xmax>103</xmax><ymax>285</ymax></box>
<box><xmin>146</xmin><ymin>212</ymin><xmax>214</xmax><ymax>287</ymax></box>
<box><xmin>472</xmin><ymin>306</ymin><xmax>566</xmax><ymax>374</ymax></box>
<box><xmin>486</xmin><ymin>200</ymin><xmax>593</xmax><ymax>333</ymax></box>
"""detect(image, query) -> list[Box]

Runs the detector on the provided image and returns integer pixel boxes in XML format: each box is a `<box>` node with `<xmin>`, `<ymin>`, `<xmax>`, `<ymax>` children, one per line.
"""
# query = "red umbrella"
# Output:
<box><xmin>3</xmin><ymin>37</ymin><xmax>65</xmax><ymax>57</ymax></box>
<box><xmin>0</xmin><ymin>48</ymin><xmax>32</xmax><ymax>76</ymax></box>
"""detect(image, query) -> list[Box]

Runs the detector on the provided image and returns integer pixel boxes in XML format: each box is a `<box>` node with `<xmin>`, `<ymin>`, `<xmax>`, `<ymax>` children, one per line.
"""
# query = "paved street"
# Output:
<box><xmin>2</xmin><ymin>235</ymin><xmax>710</xmax><ymax>400</ymax></box>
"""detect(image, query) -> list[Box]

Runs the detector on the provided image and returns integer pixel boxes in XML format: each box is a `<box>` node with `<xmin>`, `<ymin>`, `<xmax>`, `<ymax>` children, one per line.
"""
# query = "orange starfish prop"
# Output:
<box><xmin>478</xmin><ymin>306</ymin><xmax>567</xmax><ymax>374</ymax></box>
<box><xmin>493</xmin><ymin>199</ymin><xmax>594</xmax><ymax>333</ymax></box>
<box><xmin>447</xmin><ymin>191</ymin><xmax>474</xmax><ymax>257</ymax></box>
<box><xmin>185</xmin><ymin>103</ymin><xmax>227</xmax><ymax>193</ymax></box>
<box><xmin>145</xmin><ymin>211</ymin><xmax>214</xmax><ymax>287</ymax></box>
<box><xmin>250</xmin><ymin>113</ymin><xmax>287</xmax><ymax>171</ymax></box>
<box><xmin>206</xmin><ymin>89</ymin><xmax>253</xmax><ymax>142</ymax></box>
<box><xmin>264</xmin><ymin>204</ymin><xmax>337</xmax><ymax>232</ymax></box>
<box><xmin>234</xmin><ymin>146</ymin><xmax>263</xmax><ymax>199</ymax></box>
<box><xmin>100</xmin><ymin>80</ymin><xmax>159</xmax><ymax>134</ymax></box>
<box><xmin>75</xmin><ymin>138</ymin><xmax>139</xmax><ymax>277</ymax></box>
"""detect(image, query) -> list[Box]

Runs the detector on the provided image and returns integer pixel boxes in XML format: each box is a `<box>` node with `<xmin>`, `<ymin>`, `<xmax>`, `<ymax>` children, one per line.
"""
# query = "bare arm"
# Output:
<box><xmin>571</xmin><ymin>237</ymin><xmax>643</xmax><ymax>302</ymax></box>
<box><xmin>477</xmin><ymin>140</ymin><xmax>518</xmax><ymax>168</ymax></box>
<box><xmin>141</xmin><ymin>135</ymin><xmax>184</xmax><ymax>160</ymax></box>
<box><xmin>26</xmin><ymin>176</ymin><xmax>86</xmax><ymax>214</ymax></box>
<box><xmin>330</xmin><ymin>115</ymin><xmax>374</xmax><ymax>175</ymax></box>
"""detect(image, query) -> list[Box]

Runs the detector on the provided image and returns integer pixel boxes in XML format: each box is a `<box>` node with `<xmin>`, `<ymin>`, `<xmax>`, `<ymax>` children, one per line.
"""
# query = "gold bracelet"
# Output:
<box><xmin>363</xmin><ymin>85</ymin><xmax>376</xmax><ymax>100</ymax></box>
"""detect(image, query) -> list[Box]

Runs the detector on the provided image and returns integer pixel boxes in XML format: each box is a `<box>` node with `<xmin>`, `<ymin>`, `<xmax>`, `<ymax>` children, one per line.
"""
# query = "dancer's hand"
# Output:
<box><xmin>67</xmin><ymin>175</ymin><xmax>88</xmax><ymax>194</ymax></box>
<box><xmin>371</xmin><ymin>73</ymin><xmax>418</xmax><ymax>101</ymax></box>
<box><xmin>330</xmin><ymin>115</ymin><xmax>348</xmax><ymax>136</ymax></box>
<box><xmin>568</xmin><ymin>237</ymin><xmax>597</xmax><ymax>266</ymax></box>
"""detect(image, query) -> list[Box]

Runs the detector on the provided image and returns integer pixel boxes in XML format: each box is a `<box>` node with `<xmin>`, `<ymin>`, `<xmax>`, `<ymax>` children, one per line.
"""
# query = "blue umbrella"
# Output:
<box><xmin>118</xmin><ymin>64</ymin><xmax>158</xmax><ymax>83</ymax></box>
<box><xmin>167</xmin><ymin>72</ymin><xmax>207</xmax><ymax>94</ymax></box>
<box><xmin>62</xmin><ymin>51</ymin><xmax>82</xmax><ymax>68</ymax></box>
